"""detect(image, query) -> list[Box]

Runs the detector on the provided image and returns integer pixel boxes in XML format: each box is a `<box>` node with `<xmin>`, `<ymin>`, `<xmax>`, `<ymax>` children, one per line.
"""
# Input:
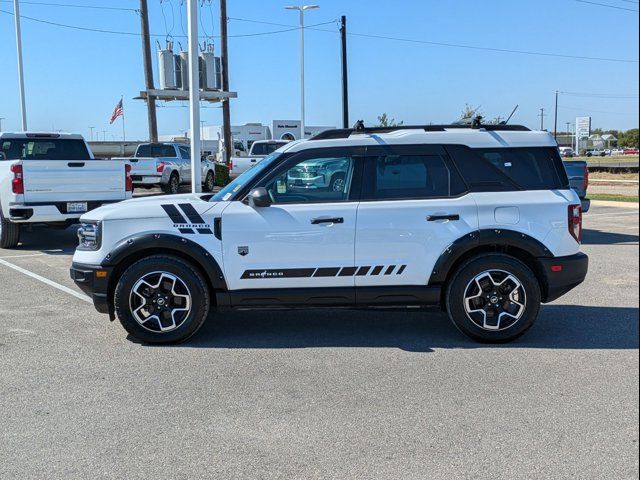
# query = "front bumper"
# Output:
<box><xmin>539</xmin><ymin>252</ymin><xmax>589</xmax><ymax>303</ymax></box>
<box><xmin>70</xmin><ymin>262</ymin><xmax>113</xmax><ymax>315</ymax></box>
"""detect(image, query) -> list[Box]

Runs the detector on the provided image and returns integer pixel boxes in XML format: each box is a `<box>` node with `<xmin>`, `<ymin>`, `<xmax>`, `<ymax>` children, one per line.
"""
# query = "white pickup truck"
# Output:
<box><xmin>117</xmin><ymin>143</ymin><xmax>216</xmax><ymax>194</ymax></box>
<box><xmin>0</xmin><ymin>132</ymin><xmax>132</xmax><ymax>248</ymax></box>
<box><xmin>229</xmin><ymin>140</ymin><xmax>289</xmax><ymax>178</ymax></box>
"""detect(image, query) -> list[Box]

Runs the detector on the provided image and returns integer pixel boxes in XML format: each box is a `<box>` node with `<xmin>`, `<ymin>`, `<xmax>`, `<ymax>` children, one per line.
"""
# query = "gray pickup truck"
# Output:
<box><xmin>563</xmin><ymin>160</ymin><xmax>590</xmax><ymax>212</ymax></box>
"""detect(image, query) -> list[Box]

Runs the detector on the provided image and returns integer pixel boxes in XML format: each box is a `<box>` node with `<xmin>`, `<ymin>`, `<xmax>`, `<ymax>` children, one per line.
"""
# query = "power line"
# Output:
<box><xmin>574</xmin><ymin>0</ymin><xmax>639</xmax><ymax>11</ymax></box>
<box><xmin>0</xmin><ymin>9</ymin><xmax>334</xmax><ymax>38</ymax></box>
<box><xmin>559</xmin><ymin>105</ymin><xmax>639</xmax><ymax>115</ymax></box>
<box><xmin>559</xmin><ymin>91</ymin><xmax>640</xmax><ymax>98</ymax></box>
<box><xmin>0</xmin><ymin>0</ymin><xmax>138</xmax><ymax>12</ymax></box>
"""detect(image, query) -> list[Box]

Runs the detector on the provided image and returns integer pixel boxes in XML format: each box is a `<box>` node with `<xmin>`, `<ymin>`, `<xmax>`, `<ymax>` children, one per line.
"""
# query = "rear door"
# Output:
<box><xmin>354</xmin><ymin>144</ymin><xmax>478</xmax><ymax>287</ymax></box>
<box><xmin>3</xmin><ymin>137</ymin><xmax>127</xmax><ymax>203</ymax></box>
<box><xmin>221</xmin><ymin>146</ymin><xmax>363</xmax><ymax>293</ymax></box>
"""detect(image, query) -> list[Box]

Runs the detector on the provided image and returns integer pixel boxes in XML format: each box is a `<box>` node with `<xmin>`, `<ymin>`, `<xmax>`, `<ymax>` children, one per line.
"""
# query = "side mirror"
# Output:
<box><xmin>248</xmin><ymin>187</ymin><xmax>271</xmax><ymax>208</ymax></box>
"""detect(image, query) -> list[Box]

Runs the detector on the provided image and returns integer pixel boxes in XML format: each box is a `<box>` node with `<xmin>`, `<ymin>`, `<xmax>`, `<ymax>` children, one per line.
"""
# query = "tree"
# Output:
<box><xmin>459</xmin><ymin>104</ymin><xmax>482</xmax><ymax>122</ymax></box>
<box><xmin>376</xmin><ymin>113</ymin><xmax>403</xmax><ymax>127</ymax></box>
<box><xmin>619</xmin><ymin>128</ymin><xmax>639</xmax><ymax>148</ymax></box>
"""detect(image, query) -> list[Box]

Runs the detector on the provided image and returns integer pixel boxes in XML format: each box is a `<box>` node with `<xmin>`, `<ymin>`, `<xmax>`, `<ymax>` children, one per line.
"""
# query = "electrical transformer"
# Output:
<box><xmin>200</xmin><ymin>51</ymin><xmax>221</xmax><ymax>91</ymax></box>
<box><xmin>158</xmin><ymin>44</ymin><xmax>177</xmax><ymax>90</ymax></box>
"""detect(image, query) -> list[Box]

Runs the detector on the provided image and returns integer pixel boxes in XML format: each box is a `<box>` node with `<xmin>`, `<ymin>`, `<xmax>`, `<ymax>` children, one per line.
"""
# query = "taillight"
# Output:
<box><xmin>125</xmin><ymin>164</ymin><xmax>133</xmax><ymax>192</ymax></box>
<box><xmin>156</xmin><ymin>161</ymin><xmax>165</xmax><ymax>173</ymax></box>
<box><xmin>568</xmin><ymin>204</ymin><xmax>582</xmax><ymax>243</ymax></box>
<box><xmin>583</xmin><ymin>166</ymin><xmax>589</xmax><ymax>192</ymax></box>
<box><xmin>10</xmin><ymin>164</ymin><xmax>24</xmax><ymax>194</ymax></box>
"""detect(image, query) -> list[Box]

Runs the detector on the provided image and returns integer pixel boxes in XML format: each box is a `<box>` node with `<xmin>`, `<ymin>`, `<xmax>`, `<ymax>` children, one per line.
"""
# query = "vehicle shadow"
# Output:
<box><xmin>583</xmin><ymin>228</ymin><xmax>638</xmax><ymax>246</ymax></box>
<box><xmin>11</xmin><ymin>225</ymin><xmax>78</xmax><ymax>255</ymax></box>
<box><xmin>165</xmin><ymin>304</ymin><xmax>639</xmax><ymax>352</ymax></box>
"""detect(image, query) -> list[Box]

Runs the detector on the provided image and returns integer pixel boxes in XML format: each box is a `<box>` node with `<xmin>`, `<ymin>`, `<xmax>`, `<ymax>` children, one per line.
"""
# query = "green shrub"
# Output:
<box><xmin>214</xmin><ymin>163</ymin><xmax>230</xmax><ymax>187</ymax></box>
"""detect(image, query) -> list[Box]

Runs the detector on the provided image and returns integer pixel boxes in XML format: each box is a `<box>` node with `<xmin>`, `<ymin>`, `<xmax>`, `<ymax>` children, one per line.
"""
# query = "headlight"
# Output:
<box><xmin>77</xmin><ymin>221</ymin><xmax>102</xmax><ymax>251</ymax></box>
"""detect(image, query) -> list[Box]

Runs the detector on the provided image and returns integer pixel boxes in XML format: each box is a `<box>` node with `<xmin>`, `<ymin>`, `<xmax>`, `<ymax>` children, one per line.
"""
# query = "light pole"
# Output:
<box><xmin>565</xmin><ymin>122</ymin><xmax>570</xmax><ymax>148</ymax></box>
<box><xmin>285</xmin><ymin>4</ymin><xmax>319</xmax><ymax>140</ymax></box>
<box><xmin>0</xmin><ymin>117</ymin><xmax>5</xmax><ymax>132</ymax></box>
<box><xmin>89</xmin><ymin>126</ymin><xmax>95</xmax><ymax>141</ymax></box>
<box><xmin>14</xmin><ymin>0</ymin><xmax>27</xmax><ymax>130</ymax></box>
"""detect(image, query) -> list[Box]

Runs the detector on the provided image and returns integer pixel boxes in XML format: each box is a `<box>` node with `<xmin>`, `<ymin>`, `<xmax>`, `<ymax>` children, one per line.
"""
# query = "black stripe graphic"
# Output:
<box><xmin>242</xmin><ymin>268</ymin><xmax>316</xmax><ymax>279</ymax></box>
<box><xmin>240</xmin><ymin>264</ymin><xmax>409</xmax><ymax>279</ymax></box>
<box><xmin>196</xmin><ymin>228</ymin><xmax>214</xmax><ymax>235</ymax></box>
<box><xmin>179</xmin><ymin>228</ymin><xmax>195</xmax><ymax>234</ymax></box>
<box><xmin>162</xmin><ymin>204</ymin><xmax>188</xmax><ymax>224</ymax></box>
<box><xmin>339</xmin><ymin>267</ymin><xmax>358</xmax><ymax>276</ymax></box>
<box><xmin>371</xmin><ymin>266</ymin><xmax>384</xmax><ymax>276</ymax></box>
<box><xmin>356</xmin><ymin>266</ymin><xmax>371</xmax><ymax>276</ymax></box>
<box><xmin>178</xmin><ymin>203</ymin><xmax>206</xmax><ymax>224</ymax></box>
<box><xmin>314</xmin><ymin>267</ymin><xmax>341</xmax><ymax>277</ymax></box>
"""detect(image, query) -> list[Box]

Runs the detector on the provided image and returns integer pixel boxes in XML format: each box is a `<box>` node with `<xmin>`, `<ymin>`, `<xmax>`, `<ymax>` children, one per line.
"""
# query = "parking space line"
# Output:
<box><xmin>0</xmin><ymin>258</ymin><xmax>91</xmax><ymax>303</ymax></box>
<box><xmin>0</xmin><ymin>253</ymin><xmax>47</xmax><ymax>260</ymax></box>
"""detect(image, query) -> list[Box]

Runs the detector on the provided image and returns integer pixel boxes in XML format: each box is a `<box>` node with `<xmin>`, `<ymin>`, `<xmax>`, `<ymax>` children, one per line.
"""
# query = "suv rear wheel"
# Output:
<box><xmin>114</xmin><ymin>255</ymin><xmax>210</xmax><ymax>344</ymax></box>
<box><xmin>162</xmin><ymin>172</ymin><xmax>180</xmax><ymax>195</ymax></box>
<box><xmin>445</xmin><ymin>253</ymin><xmax>541</xmax><ymax>343</ymax></box>
<box><xmin>0</xmin><ymin>207</ymin><xmax>21</xmax><ymax>249</ymax></box>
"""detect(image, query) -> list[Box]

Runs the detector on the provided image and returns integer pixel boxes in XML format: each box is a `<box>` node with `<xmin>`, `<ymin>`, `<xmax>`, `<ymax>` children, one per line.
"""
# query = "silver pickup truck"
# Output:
<box><xmin>115</xmin><ymin>143</ymin><xmax>216</xmax><ymax>194</ymax></box>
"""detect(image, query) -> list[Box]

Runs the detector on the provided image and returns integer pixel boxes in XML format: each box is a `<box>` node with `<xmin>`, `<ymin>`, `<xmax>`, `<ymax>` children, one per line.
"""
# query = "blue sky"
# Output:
<box><xmin>0</xmin><ymin>0</ymin><xmax>638</xmax><ymax>140</ymax></box>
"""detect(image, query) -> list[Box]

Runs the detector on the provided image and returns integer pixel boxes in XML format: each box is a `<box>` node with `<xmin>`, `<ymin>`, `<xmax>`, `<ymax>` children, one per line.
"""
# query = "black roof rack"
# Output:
<box><xmin>310</xmin><ymin>123</ymin><xmax>531</xmax><ymax>141</ymax></box>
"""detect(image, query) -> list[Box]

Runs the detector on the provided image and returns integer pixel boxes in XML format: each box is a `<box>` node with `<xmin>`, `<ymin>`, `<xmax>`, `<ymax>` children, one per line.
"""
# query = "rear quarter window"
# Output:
<box><xmin>446</xmin><ymin>145</ymin><xmax>569</xmax><ymax>191</ymax></box>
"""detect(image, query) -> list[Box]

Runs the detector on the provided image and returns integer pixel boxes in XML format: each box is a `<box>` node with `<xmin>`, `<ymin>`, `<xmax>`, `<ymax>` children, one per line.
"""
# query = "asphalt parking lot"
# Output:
<box><xmin>1</xmin><ymin>202</ymin><xmax>638</xmax><ymax>479</ymax></box>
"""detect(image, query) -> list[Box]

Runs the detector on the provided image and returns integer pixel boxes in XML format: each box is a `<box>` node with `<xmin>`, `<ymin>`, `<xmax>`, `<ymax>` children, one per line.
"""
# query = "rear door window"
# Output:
<box><xmin>1</xmin><ymin>138</ymin><xmax>90</xmax><ymax>160</ymax></box>
<box><xmin>361</xmin><ymin>154</ymin><xmax>467</xmax><ymax>200</ymax></box>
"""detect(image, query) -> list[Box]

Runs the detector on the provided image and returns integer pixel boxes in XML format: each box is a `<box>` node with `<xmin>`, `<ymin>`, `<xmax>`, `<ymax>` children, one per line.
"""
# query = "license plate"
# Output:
<box><xmin>67</xmin><ymin>202</ymin><xmax>88</xmax><ymax>214</ymax></box>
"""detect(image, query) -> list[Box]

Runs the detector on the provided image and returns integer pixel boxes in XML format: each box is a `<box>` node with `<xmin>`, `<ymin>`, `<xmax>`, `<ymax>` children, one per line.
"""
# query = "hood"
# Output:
<box><xmin>81</xmin><ymin>193</ymin><xmax>220</xmax><ymax>222</ymax></box>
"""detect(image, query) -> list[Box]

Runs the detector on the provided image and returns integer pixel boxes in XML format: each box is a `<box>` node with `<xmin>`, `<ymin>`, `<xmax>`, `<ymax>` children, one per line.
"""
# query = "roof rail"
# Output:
<box><xmin>310</xmin><ymin>123</ymin><xmax>531</xmax><ymax>141</ymax></box>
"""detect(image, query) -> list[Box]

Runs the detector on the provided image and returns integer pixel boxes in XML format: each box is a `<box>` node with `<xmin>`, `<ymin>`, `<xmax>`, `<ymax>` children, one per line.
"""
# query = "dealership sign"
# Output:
<box><xmin>576</xmin><ymin>117</ymin><xmax>591</xmax><ymax>139</ymax></box>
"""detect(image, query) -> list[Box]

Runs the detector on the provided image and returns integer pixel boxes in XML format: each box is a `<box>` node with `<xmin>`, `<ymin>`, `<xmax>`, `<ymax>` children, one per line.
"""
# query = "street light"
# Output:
<box><xmin>285</xmin><ymin>4</ymin><xmax>319</xmax><ymax>140</ymax></box>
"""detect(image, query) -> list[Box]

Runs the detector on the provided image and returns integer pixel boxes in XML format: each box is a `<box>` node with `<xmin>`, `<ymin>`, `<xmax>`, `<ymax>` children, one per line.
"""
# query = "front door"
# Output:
<box><xmin>354</xmin><ymin>144</ymin><xmax>478</xmax><ymax>287</ymax></box>
<box><xmin>221</xmin><ymin>147</ymin><xmax>363</xmax><ymax>292</ymax></box>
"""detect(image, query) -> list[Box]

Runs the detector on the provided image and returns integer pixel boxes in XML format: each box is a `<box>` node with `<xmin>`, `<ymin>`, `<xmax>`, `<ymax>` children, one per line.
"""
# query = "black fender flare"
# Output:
<box><xmin>428</xmin><ymin>229</ymin><xmax>552</xmax><ymax>285</ymax></box>
<box><xmin>102</xmin><ymin>232</ymin><xmax>228</xmax><ymax>291</ymax></box>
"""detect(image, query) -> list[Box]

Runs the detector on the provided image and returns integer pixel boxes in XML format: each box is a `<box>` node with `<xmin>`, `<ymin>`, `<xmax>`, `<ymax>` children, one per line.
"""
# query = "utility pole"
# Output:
<box><xmin>553</xmin><ymin>90</ymin><xmax>559</xmax><ymax>140</ymax></box>
<box><xmin>220</xmin><ymin>0</ymin><xmax>232</xmax><ymax>163</ymax></box>
<box><xmin>139</xmin><ymin>0</ymin><xmax>158</xmax><ymax>142</ymax></box>
<box><xmin>187</xmin><ymin>0</ymin><xmax>202</xmax><ymax>192</ymax></box>
<box><xmin>340</xmin><ymin>15</ymin><xmax>349</xmax><ymax>128</ymax></box>
<box><xmin>13</xmin><ymin>0</ymin><xmax>27</xmax><ymax>130</ymax></box>
<box><xmin>538</xmin><ymin>108</ymin><xmax>547</xmax><ymax>131</ymax></box>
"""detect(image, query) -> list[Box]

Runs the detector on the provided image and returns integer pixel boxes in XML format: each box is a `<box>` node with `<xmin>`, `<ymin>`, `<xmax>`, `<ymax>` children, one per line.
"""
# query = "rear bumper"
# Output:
<box><xmin>539</xmin><ymin>252</ymin><xmax>589</xmax><ymax>303</ymax></box>
<box><xmin>131</xmin><ymin>175</ymin><xmax>163</xmax><ymax>186</ymax></box>
<box><xmin>8</xmin><ymin>201</ymin><xmax>122</xmax><ymax>224</ymax></box>
<box><xmin>69</xmin><ymin>262</ymin><xmax>113</xmax><ymax>315</ymax></box>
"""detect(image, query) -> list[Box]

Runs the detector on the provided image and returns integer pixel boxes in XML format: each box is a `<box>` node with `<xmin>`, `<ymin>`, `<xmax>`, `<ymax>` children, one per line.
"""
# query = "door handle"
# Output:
<box><xmin>311</xmin><ymin>217</ymin><xmax>344</xmax><ymax>225</ymax></box>
<box><xmin>68</xmin><ymin>162</ymin><xmax>85</xmax><ymax>167</ymax></box>
<box><xmin>250</xmin><ymin>159</ymin><xmax>257</xmax><ymax>163</ymax></box>
<box><xmin>427</xmin><ymin>214</ymin><xmax>460</xmax><ymax>222</ymax></box>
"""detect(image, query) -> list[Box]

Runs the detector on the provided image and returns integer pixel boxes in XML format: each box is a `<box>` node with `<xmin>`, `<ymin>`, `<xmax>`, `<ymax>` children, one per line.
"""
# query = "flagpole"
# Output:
<box><xmin>121</xmin><ymin>95</ymin><xmax>126</xmax><ymax>155</ymax></box>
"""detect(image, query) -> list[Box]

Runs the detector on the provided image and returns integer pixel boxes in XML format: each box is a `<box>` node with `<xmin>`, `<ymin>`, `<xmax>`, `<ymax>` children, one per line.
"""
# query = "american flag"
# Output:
<box><xmin>109</xmin><ymin>99</ymin><xmax>123</xmax><ymax>124</ymax></box>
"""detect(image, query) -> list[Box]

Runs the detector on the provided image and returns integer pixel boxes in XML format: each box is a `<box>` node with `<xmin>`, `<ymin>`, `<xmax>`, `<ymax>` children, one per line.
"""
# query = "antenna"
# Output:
<box><xmin>504</xmin><ymin>105</ymin><xmax>519</xmax><ymax>124</ymax></box>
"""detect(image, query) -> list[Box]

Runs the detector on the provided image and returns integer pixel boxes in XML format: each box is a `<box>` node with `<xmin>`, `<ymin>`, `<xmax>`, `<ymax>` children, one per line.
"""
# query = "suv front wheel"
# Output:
<box><xmin>114</xmin><ymin>255</ymin><xmax>210</xmax><ymax>344</ymax></box>
<box><xmin>445</xmin><ymin>254</ymin><xmax>541</xmax><ymax>343</ymax></box>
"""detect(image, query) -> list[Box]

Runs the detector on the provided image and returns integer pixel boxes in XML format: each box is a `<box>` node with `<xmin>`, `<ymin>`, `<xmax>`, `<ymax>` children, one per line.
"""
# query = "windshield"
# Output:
<box><xmin>251</xmin><ymin>142</ymin><xmax>286</xmax><ymax>156</ymax></box>
<box><xmin>212</xmin><ymin>152</ymin><xmax>283</xmax><ymax>202</ymax></box>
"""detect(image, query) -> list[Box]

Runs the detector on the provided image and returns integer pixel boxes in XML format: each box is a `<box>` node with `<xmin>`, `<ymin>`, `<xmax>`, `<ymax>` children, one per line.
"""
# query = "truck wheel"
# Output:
<box><xmin>203</xmin><ymin>171</ymin><xmax>215</xmax><ymax>192</ymax></box>
<box><xmin>114</xmin><ymin>255</ymin><xmax>210</xmax><ymax>344</ymax></box>
<box><xmin>329</xmin><ymin>173</ymin><xmax>346</xmax><ymax>192</ymax></box>
<box><xmin>0</xmin><ymin>208</ymin><xmax>21</xmax><ymax>249</ymax></box>
<box><xmin>162</xmin><ymin>173</ymin><xmax>180</xmax><ymax>195</ymax></box>
<box><xmin>445</xmin><ymin>254</ymin><xmax>541</xmax><ymax>343</ymax></box>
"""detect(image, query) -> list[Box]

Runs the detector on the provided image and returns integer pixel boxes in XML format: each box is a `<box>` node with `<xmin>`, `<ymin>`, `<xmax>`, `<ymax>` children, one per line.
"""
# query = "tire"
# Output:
<box><xmin>114</xmin><ymin>255</ymin><xmax>210</xmax><ymax>344</ymax></box>
<box><xmin>329</xmin><ymin>173</ymin><xmax>346</xmax><ymax>192</ymax></box>
<box><xmin>203</xmin><ymin>170</ymin><xmax>215</xmax><ymax>192</ymax></box>
<box><xmin>0</xmin><ymin>207</ymin><xmax>21</xmax><ymax>249</ymax></box>
<box><xmin>162</xmin><ymin>172</ymin><xmax>180</xmax><ymax>195</ymax></box>
<box><xmin>445</xmin><ymin>253</ymin><xmax>541</xmax><ymax>343</ymax></box>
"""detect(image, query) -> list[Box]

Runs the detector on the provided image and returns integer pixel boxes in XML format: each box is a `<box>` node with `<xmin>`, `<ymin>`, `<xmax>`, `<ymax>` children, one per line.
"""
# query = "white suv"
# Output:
<box><xmin>70</xmin><ymin>123</ymin><xmax>588</xmax><ymax>344</ymax></box>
